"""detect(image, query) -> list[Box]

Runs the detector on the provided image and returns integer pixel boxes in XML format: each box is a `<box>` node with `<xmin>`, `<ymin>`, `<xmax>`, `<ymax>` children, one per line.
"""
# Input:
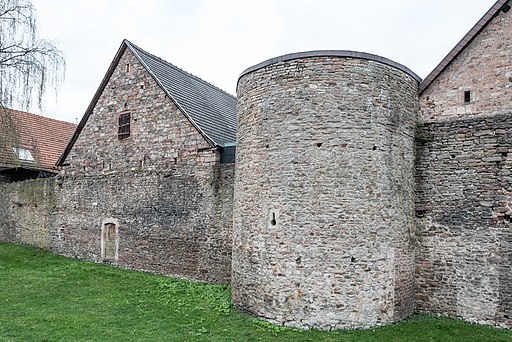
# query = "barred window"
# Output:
<box><xmin>118</xmin><ymin>112</ymin><xmax>131</xmax><ymax>139</ymax></box>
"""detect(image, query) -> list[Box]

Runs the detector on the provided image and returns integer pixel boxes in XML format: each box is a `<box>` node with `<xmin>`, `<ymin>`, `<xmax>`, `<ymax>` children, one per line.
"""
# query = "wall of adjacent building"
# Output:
<box><xmin>415</xmin><ymin>113</ymin><xmax>512</xmax><ymax>328</ymax></box>
<box><xmin>419</xmin><ymin>8</ymin><xmax>512</xmax><ymax>122</ymax></box>
<box><xmin>415</xmin><ymin>5</ymin><xmax>512</xmax><ymax>329</ymax></box>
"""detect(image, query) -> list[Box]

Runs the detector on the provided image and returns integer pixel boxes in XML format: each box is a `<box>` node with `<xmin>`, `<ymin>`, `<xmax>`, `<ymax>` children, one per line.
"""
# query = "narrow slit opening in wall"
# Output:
<box><xmin>464</xmin><ymin>90</ymin><xmax>471</xmax><ymax>103</ymax></box>
<box><xmin>125</xmin><ymin>63</ymin><xmax>130</xmax><ymax>73</ymax></box>
<box><xmin>270</xmin><ymin>213</ymin><xmax>277</xmax><ymax>226</ymax></box>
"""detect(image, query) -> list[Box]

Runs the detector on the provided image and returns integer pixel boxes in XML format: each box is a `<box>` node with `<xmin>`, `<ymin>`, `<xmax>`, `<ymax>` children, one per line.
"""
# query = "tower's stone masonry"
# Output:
<box><xmin>233</xmin><ymin>53</ymin><xmax>419</xmax><ymax>330</ymax></box>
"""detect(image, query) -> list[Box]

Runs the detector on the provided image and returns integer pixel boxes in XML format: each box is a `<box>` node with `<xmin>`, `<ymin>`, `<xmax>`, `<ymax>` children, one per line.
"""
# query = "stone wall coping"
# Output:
<box><xmin>239</xmin><ymin>50</ymin><xmax>421</xmax><ymax>84</ymax></box>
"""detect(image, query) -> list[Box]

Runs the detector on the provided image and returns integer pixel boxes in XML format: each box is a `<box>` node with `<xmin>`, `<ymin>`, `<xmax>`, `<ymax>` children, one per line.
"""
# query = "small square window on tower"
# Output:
<box><xmin>118</xmin><ymin>112</ymin><xmax>131</xmax><ymax>139</ymax></box>
<box><xmin>464</xmin><ymin>90</ymin><xmax>471</xmax><ymax>103</ymax></box>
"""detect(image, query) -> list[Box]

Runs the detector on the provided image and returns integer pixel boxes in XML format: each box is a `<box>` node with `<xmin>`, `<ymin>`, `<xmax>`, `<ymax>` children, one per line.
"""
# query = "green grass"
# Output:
<box><xmin>0</xmin><ymin>243</ymin><xmax>511</xmax><ymax>341</ymax></box>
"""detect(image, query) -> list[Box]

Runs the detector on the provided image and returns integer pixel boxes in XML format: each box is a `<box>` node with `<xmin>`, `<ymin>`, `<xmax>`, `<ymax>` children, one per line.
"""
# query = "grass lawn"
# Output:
<box><xmin>0</xmin><ymin>242</ymin><xmax>511</xmax><ymax>341</ymax></box>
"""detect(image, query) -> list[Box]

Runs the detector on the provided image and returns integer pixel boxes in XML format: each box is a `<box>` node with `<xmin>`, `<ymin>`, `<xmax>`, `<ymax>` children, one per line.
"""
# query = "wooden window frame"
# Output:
<box><xmin>118</xmin><ymin>111</ymin><xmax>131</xmax><ymax>140</ymax></box>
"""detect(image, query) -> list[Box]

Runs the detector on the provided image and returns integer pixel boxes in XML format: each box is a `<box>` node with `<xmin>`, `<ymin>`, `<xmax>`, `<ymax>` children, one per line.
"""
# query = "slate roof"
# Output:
<box><xmin>420</xmin><ymin>0</ymin><xmax>510</xmax><ymax>93</ymax></box>
<box><xmin>57</xmin><ymin>40</ymin><xmax>236</xmax><ymax>166</ymax></box>
<box><xmin>128</xmin><ymin>41</ymin><xmax>237</xmax><ymax>146</ymax></box>
<box><xmin>0</xmin><ymin>108</ymin><xmax>76</xmax><ymax>172</ymax></box>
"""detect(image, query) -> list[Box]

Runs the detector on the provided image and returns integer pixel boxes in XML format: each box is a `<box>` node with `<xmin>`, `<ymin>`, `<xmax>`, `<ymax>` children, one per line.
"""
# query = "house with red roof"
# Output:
<box><xmin>0</xmin><ymin>108</ymin><xmax>76</xmax><ymax>182</ymax></box>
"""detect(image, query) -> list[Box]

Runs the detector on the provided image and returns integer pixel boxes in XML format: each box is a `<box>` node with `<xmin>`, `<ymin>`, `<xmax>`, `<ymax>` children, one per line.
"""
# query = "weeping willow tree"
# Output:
<box><xmin>0</xmin><ymin>0</ymin><xmax>65</xmax><ymax>169</ymax></box>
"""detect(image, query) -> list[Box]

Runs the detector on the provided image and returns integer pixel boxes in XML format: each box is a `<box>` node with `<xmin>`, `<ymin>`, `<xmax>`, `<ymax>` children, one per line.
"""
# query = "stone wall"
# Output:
<box><xmin>233</xmin><ymin>53</ymin><xmax>419</xmax><ymax>330</ymax></box>
<box><xmin>55</xmin><ymin>166</ymin><xmax>233</xmax><ymax>283</ymax></box>
<box><xmin>419</xmin><ymin>8</ymin><xmax>512</xmax><ymax>121</ymax></box>
<box><xmin>0</xmin><ymin>165</ymin><xmax>234</xmax><ymax>284</ymax></box>
<box><xmin>0</xmin><ymin>47</ymin><xmax>235</xmax><ymax>284</ymax></box>
<box><xmin>57</xmin><ymin>46</ymin><xmax>234</xmax><ymax>283</ymax></box>
<box><xmin>0</xmin><ymin>178</ymin><xmax>56</xmax><ymax>248</ymax></box>
<box><xmin>415</xmin><ymin>112</ymin><xmax>512</xmax><ymax>328</ymax></box>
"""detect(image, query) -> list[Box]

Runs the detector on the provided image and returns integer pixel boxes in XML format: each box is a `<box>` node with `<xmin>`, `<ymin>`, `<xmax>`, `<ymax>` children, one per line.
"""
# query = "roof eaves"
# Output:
<box><xmin>56</xmin><ymin>40</ymin><xmax>130</xmax><ymax>166</ymax></box>
<box><xmin>419</xmin><ymin>0</ymin><xmax>509</xmax><ymax>94</ymax></box>
<box><xmin>125</xmin><ymin>41</ymin><xmax>218</xmax><ymax>147</ymax></box>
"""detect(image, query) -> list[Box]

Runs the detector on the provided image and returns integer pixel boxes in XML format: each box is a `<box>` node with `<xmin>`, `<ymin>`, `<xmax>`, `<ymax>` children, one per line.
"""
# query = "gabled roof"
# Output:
<box><xmin>0</xmin><ymin>108</ymin><xmax>76</xmax><ymax>172</ymax></box>
<box><xmin>128</xmin><ymin>42</ymin><xmax>237</xmax><ymax>146</ymax></box>
<box><xmin>57</xmin><ymin>40</ymin><xmax>237</xmax><ymax>166</ymax></box>
<box><xmin>419</xmin><ymin>0</ymin><xmax>510</xmax><ymax>93</ymax></box>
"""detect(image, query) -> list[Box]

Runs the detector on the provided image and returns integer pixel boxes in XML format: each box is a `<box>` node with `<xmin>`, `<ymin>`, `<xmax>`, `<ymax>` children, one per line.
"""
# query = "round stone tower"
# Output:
<box><xmin>233</xmin><ymin>51</ymin><xmax>420</xmax><ymax>330</ymax></box>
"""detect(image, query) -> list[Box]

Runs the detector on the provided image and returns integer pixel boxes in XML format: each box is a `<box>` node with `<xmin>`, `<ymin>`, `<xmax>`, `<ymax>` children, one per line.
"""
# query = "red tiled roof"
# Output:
<box><xmin>0</xmin><ymin>108</ymin><xmax>76</xmax><ymax>172</ymax></box>
<box><xmin>419</xmin><ymin>0</ymin><xmax>509</xmax><ymax>93</ymax></box>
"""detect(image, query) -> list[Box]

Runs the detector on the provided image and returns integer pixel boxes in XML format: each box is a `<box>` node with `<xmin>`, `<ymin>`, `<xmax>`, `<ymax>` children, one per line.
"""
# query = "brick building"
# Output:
<box><xmin>52</xmin><ymin>40</ymin><xmax>237</xmax><ymax>284</ymax></box>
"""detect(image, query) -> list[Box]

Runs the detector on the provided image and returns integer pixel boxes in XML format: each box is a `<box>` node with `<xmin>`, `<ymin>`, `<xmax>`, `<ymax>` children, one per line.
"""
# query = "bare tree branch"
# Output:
<box><xmin>0</xmin><ymin>0</ymin><xmax>65</xmax><ymax>111</ymax></box>
<box><xmin>0</xmin><ymin>0</ymin><xmax>65</xmax><ymax>167</ymax></box>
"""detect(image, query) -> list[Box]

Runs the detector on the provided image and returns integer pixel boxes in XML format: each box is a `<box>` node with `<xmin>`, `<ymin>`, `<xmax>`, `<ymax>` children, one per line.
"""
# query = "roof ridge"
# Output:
<box><xmin>125</xmin><ymin>40</ymin><xmax>236</xmax><ymax>100</ymax></box>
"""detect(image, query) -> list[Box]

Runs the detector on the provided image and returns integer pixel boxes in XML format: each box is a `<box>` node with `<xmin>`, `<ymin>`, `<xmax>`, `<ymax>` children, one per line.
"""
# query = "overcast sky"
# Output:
<box><xmin>30</xmin><ymin>0</ymin><xmax>497</xmax><ymax>123</ymax></box>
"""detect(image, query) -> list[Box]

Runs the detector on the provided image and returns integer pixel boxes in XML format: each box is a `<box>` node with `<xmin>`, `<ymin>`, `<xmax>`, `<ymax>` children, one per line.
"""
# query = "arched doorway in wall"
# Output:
<box><xmin>101</xmin><ymin>218</ymin><xmax>119</xmax><ymax>262</ymax></box>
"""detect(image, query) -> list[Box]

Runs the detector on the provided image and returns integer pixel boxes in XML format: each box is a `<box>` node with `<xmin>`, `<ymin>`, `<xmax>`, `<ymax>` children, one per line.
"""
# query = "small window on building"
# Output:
<box><xmin>464</xmin><ymin>90</ymin><xmax>471</xmax><ymax>103</ymax></box>
<box><xmin>12</xmin><ymin>147</ymin><xmax>34</xmax><ymax>162</ymax></box>
<box><xmin>125</xmin><ymin>63</ymin><xmax>130</xmax><ymax>73</ymax></box>
<box><xmin>118</xmin><ymin>112</ymin><xmax>131</xmax><ymax>139</ymax></box>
